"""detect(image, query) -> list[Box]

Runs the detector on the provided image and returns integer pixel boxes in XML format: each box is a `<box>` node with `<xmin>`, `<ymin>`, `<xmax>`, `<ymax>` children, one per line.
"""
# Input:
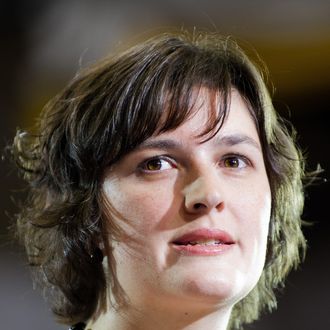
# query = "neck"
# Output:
<box><xmin>86</xmin><ymin>301</ymin><xmax>232</xmax><ymax>330</ymax></box>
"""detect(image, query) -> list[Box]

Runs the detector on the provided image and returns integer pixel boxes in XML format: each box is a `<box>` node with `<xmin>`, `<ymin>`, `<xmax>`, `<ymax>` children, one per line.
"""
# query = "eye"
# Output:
<box><xmin>139</xmin><ymin>157</ymin><xmax>174</xmax><ymax>173</ymax></box>
<box><xmin>222</xmin><ymin>155</ymin><xmax>250</xmax><ymax>169</ymax></box>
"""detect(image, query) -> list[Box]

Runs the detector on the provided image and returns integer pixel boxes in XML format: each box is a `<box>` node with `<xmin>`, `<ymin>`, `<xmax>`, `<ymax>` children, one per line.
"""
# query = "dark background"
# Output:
<box><xmin>1</xmin><ymin>1</ymin><xmax>329</xmax><ymax>329</ymax></box>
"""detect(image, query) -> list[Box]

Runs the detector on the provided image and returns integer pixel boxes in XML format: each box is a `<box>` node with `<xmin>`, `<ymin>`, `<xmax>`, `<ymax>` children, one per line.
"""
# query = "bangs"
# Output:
<box><xmin>68</xmin><ymin>33</ymin><xmax>265</xmax><ymax>175</ymax></box>
<box><xmin>105</xmin><ymin>37</ymin><xmax>245</xmax><ymax>165</ymax></box>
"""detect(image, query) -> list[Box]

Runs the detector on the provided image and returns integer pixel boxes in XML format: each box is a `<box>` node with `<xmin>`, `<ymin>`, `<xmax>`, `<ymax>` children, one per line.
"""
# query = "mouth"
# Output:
<box><xmin>174</xmin><ymin>239</ymin><xmax>228</xmax><ymax>246</ymax></box>
<box><xmin>171</xmin><ymin>228</ymin><xmax>235</xmax><ymax>256</ymax></box>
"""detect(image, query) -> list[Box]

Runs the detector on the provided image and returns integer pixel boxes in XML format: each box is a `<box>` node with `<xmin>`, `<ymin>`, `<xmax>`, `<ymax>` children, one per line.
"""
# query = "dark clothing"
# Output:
<box><xmin>69</xmin><ymin>323</ymin><xmax>86</xmax><ymax>330</ymax></box>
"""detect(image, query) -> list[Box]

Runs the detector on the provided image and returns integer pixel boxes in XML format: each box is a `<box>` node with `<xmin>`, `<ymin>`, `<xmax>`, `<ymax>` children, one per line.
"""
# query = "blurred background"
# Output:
<box><xmin>1</xmin><ymin>1</ymin><xmax>329</xmax><ymax>329</ymax></box>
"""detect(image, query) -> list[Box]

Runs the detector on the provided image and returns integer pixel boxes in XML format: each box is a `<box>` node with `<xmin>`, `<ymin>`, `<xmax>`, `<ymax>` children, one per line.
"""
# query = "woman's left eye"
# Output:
<box><xmin>221</xmin><ymin>155</ymin><xmax>250</xmax><ymax>169</ymax></box>
<box><xmin>139</xmin><ymin>157</ymin><xmax>174</xmax><ymax>172</ymax></box>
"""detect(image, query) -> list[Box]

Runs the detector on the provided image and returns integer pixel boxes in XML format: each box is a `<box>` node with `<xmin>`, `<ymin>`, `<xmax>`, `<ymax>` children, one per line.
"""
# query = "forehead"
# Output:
<box><xmin>103</xmin><ymin>83</ymin><xmax>260</xmax><ymax>169</ymax></box>
<box><xmin>157</xmin><ymin>87</ymin><xmax>258</xmax><ymax>142</ymax></box>
<box><xmin>133</xmin><ymin>89</ymin><xmax>262</xmax><ymax>159</ymax></box>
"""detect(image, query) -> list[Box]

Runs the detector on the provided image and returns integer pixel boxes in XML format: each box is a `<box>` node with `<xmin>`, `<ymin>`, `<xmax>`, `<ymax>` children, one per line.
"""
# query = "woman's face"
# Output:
<box><xmin>102</xmin><ymin>89</ymin><xmax>271</xmax><ymax>313</ymax></box>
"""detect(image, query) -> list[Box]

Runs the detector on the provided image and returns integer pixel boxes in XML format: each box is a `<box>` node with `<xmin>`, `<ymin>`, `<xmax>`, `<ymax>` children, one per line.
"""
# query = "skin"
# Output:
<box><xmin>90</xmin><ymin>89</ymin><xmax>271</xmax><ymax>330</ymax></box>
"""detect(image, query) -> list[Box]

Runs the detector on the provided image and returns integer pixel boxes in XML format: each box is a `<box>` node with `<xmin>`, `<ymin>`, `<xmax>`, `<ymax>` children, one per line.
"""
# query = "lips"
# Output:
<box><xmin>171</xmin><ymin>228</ymin><xmax>235</xmax><ymax>256</ymax></box>
<box><xmin>173</xmin><ymin>228</ymin><xmax>234</xmax><ymax>245</ymax></box>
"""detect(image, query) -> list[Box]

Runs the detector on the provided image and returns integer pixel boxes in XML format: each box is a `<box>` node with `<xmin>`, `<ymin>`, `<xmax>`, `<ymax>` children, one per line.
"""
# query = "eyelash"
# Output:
<box><xmin>137</xmin><ymin>156</ymin><xmax>176</xmax><ymax>173</ymax></box>
<box><xmin>220</xmin><ymin>153</ymin><xmax>252</xmax><ymax>169</ymax></box>
<box><xmin>137</xmin><ymin>153</ymin><xmax>252</xmax><ymax>174</ymax></box>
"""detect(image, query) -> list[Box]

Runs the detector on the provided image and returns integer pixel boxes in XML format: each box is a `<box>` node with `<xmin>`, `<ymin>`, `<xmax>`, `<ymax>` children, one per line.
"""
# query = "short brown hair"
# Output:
<box><xmin>10</xmin><ymin>29</ymin><xmax>306</xmax><ymax>329</ymax></box>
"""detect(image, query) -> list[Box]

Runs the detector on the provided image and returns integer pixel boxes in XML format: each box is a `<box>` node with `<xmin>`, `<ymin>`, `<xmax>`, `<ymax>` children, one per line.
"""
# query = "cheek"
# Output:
<box><xmin>233</xmin><ymin>180</ymin><xmax>271</xmax><ymax>268</ymax></box>
<box><xmin>103</xmin><ymin>179</ymin><xmax>180</xmax><ymax>294</ymax></box>
<box><xmin>240</xmin><ymin>191</ymin><xmax>271</xmax><ymax>236</ymax></box>
<box><xmin>102</xmin><ymin>178</ymin><xmax>178</xmax><ymax>236</ymax></box>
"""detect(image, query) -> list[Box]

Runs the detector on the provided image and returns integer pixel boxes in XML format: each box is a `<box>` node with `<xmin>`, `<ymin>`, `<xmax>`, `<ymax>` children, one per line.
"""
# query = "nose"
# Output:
<box><xmin>183</xmin><ymin>174</ymin><xmax>223</xmax><ymax>214</ymax></box>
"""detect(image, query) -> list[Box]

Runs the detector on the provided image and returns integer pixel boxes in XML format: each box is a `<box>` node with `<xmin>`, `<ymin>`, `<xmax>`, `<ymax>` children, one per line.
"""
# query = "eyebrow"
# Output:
<box><xmin>214</xmin><ymin>134</ymin><xmax>261</xmax><ymax>150</ymax></box>
<box><xmin>135</xmin><ymin>133</ymin><xmax>261</xmax><ymax>152</ymax></box>
<box><xmin>136</xmin><ymin>139</ymin><xmax>183</xmax><ymax>151</ymax></box>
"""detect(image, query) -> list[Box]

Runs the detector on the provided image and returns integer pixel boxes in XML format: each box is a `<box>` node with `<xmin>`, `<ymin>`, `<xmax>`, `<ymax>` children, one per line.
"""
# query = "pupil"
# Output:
<box><xmin>147</xmin><ymin>159</ymin><xmax>161</xmax><ymax>170</ymax></box>
<box><xmin>226</xmin><ymin>158</ymin><xmax>239</xmax><ymax>167</ymax></box>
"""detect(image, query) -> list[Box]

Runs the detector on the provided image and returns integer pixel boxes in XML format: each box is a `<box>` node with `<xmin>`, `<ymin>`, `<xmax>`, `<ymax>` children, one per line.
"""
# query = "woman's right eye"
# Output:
<box><xmin>139</xmin><ymin>157</ymin><xmax>174</xmax><ymax>173</ymax></box>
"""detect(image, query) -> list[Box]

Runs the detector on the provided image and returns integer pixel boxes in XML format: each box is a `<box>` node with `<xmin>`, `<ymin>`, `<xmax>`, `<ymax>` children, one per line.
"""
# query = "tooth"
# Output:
<box><xmin>188</xmin><ymin>239</ymin><xmax>222</xmax><ymax>245</ymax></box>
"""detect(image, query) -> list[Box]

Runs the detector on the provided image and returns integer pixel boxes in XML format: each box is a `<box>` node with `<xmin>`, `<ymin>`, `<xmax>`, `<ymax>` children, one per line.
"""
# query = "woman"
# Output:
<box><xmin>11</xmin><ymin>30</ymin><xmax>306</xmax><ymax>330</ymax></box>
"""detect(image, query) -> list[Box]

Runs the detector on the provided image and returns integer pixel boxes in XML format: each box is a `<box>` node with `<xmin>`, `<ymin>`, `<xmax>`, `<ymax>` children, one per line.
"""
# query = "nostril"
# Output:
<box><xmin>193</xmin><ymin>203</ymin><xmax>206</xmax><ymax>209</ymax></box>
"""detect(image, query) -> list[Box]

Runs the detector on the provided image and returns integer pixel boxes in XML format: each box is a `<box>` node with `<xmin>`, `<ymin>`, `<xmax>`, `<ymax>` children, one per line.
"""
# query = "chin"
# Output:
<box><xmin>176</xmin><ymin>271</ymin><xmax>253</xmax><ymax>308</ymax></box>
